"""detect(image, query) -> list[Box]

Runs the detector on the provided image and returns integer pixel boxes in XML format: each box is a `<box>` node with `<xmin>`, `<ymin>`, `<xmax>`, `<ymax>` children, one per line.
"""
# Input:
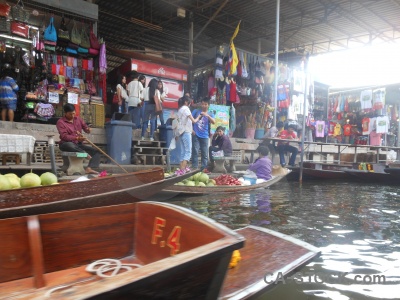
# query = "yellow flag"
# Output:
<box><xmin>230</xmin><ymin>41</ymin><xmax>238</xmax><ymax>75</ymax></box>
<box><xmin>230</xmin><ymin>20</ymin><xmax>241</xmax><ymax>43</ymax></box>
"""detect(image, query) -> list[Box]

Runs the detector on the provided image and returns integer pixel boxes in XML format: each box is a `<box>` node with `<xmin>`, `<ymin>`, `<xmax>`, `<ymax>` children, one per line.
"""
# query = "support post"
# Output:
<box><xmin>299</xmin><ymin>54</ymin><xmax>309</xmax><ymax>183</ymax></box>
<box><xmin>273</xmin><ymin>0</ymin><xmax>280</xmax><ymax>126</ymax></box>
<box><xmin>47</xmin><ymin>135</ymin><xmax>57</xmax><ymax>176</ymax></box>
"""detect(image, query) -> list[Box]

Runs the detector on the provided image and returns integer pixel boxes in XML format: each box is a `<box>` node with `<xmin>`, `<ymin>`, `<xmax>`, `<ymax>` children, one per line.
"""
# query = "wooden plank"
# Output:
<box><xmin>27</xmin><ymin>216</ymin><xmax>45</xmax><ymax>288</ymax></box>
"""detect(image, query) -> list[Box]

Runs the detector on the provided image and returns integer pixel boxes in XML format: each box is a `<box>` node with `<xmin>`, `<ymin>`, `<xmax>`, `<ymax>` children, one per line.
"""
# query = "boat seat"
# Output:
<box><xmin>213</xmin><ymin>156</ymin><xmax>236</xmax><ymax>173</ymax></box>
<box><xmin>60</xmin><ymin>152</ymin><xmax>88</xmax><ymax>175</ymax></box>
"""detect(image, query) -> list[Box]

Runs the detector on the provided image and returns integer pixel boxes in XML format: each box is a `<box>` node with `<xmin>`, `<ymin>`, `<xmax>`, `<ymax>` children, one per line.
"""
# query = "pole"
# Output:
<box><xmin>47</xmin><ymin>135</ymin><xmax>57</xmax><ymax>176</ymax></box>
<box><xmin>299</xmin><ymin>54</ymin><xmax>309</xmax><ymax>183</ymax></box>
<box><xmin>189</xmin><ymin>12</ymin><xmax>194</xmax><ymax>66</ymax></box>
<box><xmin>273</xmin><ymin>0</ymin><xmax>280</xmax><ymax>126</ymax></box>
<box><xmin>85</xmin><ymin>138</ymin><xmax>129</xmax><ymax>173</ymax></box>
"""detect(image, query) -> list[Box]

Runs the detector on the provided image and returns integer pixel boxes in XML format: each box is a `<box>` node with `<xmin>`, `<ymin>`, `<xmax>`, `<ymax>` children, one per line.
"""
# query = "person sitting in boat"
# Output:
<box><xmin>208</xmin><ymin>126</ymin><xmax>232</xmax><ymax>170</ymax></box>
<box><xmin>277</xmin><ymin>124</ymin><xmax>298</xmax><ymax>167</ymax></box>
<box><xmin>247</xmin><ymin>146</ymin><xmax>272</xmax><ymax>181</ymax></box>
<box><xmin>56</xmin><ymin>103</ymin><xmax>100</xmax><ymax>174</ymax></box>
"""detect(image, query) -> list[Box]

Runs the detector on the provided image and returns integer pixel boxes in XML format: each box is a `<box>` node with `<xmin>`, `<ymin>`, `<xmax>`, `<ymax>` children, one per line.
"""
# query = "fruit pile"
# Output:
<box><xmin>214</xmin><ymin>174</ymin><xmax>242</xmax><ymax>186</ymax></box>
<box><xmin>175</xmin><ymin>172</ymin><xmax>216</xmax><ymax>187</ymax></box>
<box><xmin>0</xmin><ymin>171</ymin><xmax>58</xmax><ymax>191</ymax></box>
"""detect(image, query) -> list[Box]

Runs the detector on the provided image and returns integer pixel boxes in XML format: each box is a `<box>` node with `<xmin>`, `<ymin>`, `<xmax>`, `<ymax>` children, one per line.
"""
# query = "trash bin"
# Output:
<box><xmin>158</xmin><ymin>124</ymin><xmax>173</xmax><ymax>149</ymax></box>
<box><xmin>105</xmin><ymin>113</ymin><xmax>133</xmax><ymax>165</ymax></box>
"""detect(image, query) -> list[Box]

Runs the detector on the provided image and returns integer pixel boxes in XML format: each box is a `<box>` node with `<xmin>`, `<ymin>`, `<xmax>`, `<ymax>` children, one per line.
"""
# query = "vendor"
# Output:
<box><xmin>248</xmin><ymin>146</ymin><xmax>272</xmax><ymax>180</ymax></box>
<box><xmin>208</xmin><ymin>126</ymin><xmax>232</xmax><ymax>169</ymax></box>
<box><xmin>277</xmin><ymin>124</ymin><xmax>298</xmax><ymax>167</ymax></box>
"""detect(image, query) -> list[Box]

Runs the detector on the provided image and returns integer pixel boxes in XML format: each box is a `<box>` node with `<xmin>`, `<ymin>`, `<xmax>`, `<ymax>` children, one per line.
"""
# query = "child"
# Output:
<box><xmin>247</xmin><ymin>146</ymin><xmax>272</xmax><ymax>180</ymax></box>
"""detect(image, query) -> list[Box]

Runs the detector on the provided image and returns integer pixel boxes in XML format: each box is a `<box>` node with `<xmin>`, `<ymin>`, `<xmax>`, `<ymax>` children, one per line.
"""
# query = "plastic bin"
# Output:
<box><xmin>158</xmin><ymin>125</ymin><xmax>173</xmax><ymax>148</ymax></box>
<box><xmin>105</xmin><ymin>113</ymin><xmax>133</xmax><ymax>165</ymax></box>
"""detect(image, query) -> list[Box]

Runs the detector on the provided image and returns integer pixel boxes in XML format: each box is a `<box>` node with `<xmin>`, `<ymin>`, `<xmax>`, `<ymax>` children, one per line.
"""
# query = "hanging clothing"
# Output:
<box><xmin>333</xmin><ymin>123</ymin><xmax>342</xmax><ymax>136</ymax></box>
<box><xmin>376</xmin><ymin>116</ymin><xmax>390</xmax><ymax>133</ymax></box>
<box><xmin>373</xmin><ymin>88</ymin><xmax>385</xmax><ymax>110</ymax></box>
<box><xmin>368</xmin><ymin>117</ymin><xmax>377</xmax><ymax>134</ymax></box>
<box><xmin>360</xmin><ymin>89</ymin><xmax>372</xmax><ymax>110</ymax></box>
<box><xmin>315</xmin><ymin>120</ymin><xmax>325</xmax><ymax>138</ymax></box>
<box><xmin>343</xmin><ymin>124</ymin><xmax>352</xmax><ymax>136</ymax></box>
<box><xmin>369</xmin><ymin>131</ymin><xmax>382</xmax><ymax>146</ymax></box>
<box><xmin>362</xmin><ymin>117</ymin><xmax>370</xmax><ymax>135</ymax></box>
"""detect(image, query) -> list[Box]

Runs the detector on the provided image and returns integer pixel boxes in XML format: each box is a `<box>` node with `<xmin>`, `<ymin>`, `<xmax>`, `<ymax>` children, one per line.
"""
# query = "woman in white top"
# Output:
<box><xmin>126</xmin><ymin>72</ymin><xmax>144</xmax><ymax>128</ymax></box>
<box><xmin>116</xmin><ymin>75</ymin><xmax>128</xmax><ymax>113</ymax></box>
<box><xmin>175</xmin><ymin>95</ymin><xmax>200</xmax><ymax>174</ymax></box>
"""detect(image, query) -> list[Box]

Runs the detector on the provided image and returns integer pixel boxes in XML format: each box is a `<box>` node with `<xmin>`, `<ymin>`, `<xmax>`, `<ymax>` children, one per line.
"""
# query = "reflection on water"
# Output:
<box><xmin>166</xmin><ymin>180</ymin><xmax>400</xmax><ymax>300</ymax></box>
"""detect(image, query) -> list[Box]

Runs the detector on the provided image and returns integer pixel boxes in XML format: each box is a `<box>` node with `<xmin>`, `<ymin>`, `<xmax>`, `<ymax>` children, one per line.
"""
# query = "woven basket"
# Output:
<box><xmin>11</xmin><ymin>3</ymin><xmax>29</xmax><ymax>23</ymax></box>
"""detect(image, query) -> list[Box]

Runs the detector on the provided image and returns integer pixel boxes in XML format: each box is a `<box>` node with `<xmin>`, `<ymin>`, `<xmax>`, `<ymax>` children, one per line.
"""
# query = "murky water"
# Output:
<box><xmin>165</xmin><ymin>180</ymin><xmax>400</xmax><ymax>300</ymax></box>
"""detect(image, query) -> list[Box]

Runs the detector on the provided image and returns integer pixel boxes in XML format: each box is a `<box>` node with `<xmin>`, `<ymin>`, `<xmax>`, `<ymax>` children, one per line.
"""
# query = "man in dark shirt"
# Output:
<box><xmin>56</xmin><ymin>103</ymin><xmax>100</xmax><ymax>174</ymax></box>
<box><xmin>208</xmin><ymin>126</ymin><xmax>232</xmax><ymax>169</ymax></box>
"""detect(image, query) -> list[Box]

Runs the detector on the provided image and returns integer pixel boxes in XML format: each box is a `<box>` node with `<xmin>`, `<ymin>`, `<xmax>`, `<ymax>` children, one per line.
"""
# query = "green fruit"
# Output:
<box><xmin>197</xmin><ymin>182</ymin><xmax>206</xmax><ymax>187</ymax></box>
<box><xmin>40</xmin><ymin>172</ymin><xmax>58</xmax><ymax>186</ymax></box>
<box><xmin>208</xmin><ymin>179</ymin><xmax>216</xmax><ymax>185</ymax></box>
<box><xmin>0</xmin><ymin>175</ymin><xmax>12</xmax><ymax>191</ymax></box>
<box><xmin>8</xmin><ymin>177</ymin><xmax>21</xmax><ymax>189</ymax></box>
<box><xmin>4</xmin><ymin>173</ymin><xmax>19</xmax><ymax>180</ymax></box>
<box><xmin>175</xmin><ymin>182</ymin><xmax>185</xmax><ymax>186</ymax></box>
<box><xmin>20</xmin><ymin>172</ymin><xmax>41</xmax><ymax>188</ymax></box>
<box><xmin>198</xmin><ymin>173</ymin><xmax>209</xmax><ymax>183</ymax></box>
<box><xmin>185</xmin><ymin>181</ymin><xmax>195</xmax><ymax>187</ymax></box>
<box><xmin>206</xmin><ymin>182</ymin><xmax>215</xmax><ymax>186</ymax></box>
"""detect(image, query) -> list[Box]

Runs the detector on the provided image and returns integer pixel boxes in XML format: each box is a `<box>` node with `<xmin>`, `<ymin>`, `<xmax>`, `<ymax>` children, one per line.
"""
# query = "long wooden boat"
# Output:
<box><xmin>345</xmin><ymin>163</ymin><xmax>397</xmax><ymax>184</ymax></box>
<box><xmin>0</xmin><ymin>168</ymin><xmax>198</xmax><ymax>219</ymax></box>
<box><xmin>0</xmin><ymin>202</ymin><xmax>320</xmax><ymax>299</ymax></box>
<box><xmin>162</xmin><ymin>171</ymin><xmax>290</xmax><ymax>196</ymax></box>
<box><xmin>220</xmin><ymin>226</ymin><xmax>320</xmax><ymax>299</ymax></box>
<box><xmin>288</xmin><ymin>162</ymin><xmax>353</xmax><ymax>180</ymax></box>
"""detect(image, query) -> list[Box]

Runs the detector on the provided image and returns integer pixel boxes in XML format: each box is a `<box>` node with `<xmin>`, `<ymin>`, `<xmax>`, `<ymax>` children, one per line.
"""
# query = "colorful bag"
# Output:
<box><xmin>11</xmin><ymin>0</ymin><xmax>28</xmax><ymax>22</ymax></box>
<box><xmin>11</xmin><ymin>20</ymin><xmax>28</xmax><ymax>37</ymax></box>
<box><xmin>112</xmin><ymin>93</ymin><xmax>119</xmax><ymax>104</ymax></box>
<box><xmin>89</xmin><ymin>26</ymin><xmax>100</xmax><ymax>49</ymax></box>
<box><xmin>44</xmin><ymin>17</ymin><xmax>57</xmax><ymax>42</ymax></box>
<box><xmin>88</xmin><ymin>48</ymin><xmax>99</xmax><ymax>56</ymax></box>
<box><xmin>58</xmin><ymin>16</ymin><xmax>70</xmax><ymax>42</ymax></box>
<box><xmin>71</xmin><ymin>20</ymin><xmax>81</xmax><ymax>45</ymax></box>
<box><xmin>0</xmin><ymin>2</ymin><xmax>10</xmax><ymax>18</ymax></box>
<box><xmin>154</xmin><ymin>91</ymin><xmax>163</xmax><ymax>115</ymax></box>
<box><xmin>80</xmin><ymin>24</ymin><xmax>90</xmax><ymax>49</ymax></box>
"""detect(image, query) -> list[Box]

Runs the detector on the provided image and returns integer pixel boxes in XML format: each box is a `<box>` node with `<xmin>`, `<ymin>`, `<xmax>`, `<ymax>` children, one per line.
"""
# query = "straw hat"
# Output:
<box><xmin>272</xmin><ymin>165</ymin><xmax>288</xmax><ymax>176</ymax></box>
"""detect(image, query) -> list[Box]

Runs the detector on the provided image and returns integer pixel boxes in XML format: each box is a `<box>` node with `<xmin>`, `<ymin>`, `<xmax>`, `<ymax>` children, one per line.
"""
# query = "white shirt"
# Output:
<box><xmin>116</xmin><ymin>84</ymin><xmax>128</xmax><ymax>100</ymax></box>
<box><xmin>126</xmin><ymin>80</ymin><xmax>143</xmax><ymax>107</ymax></box>
<box><xmin>143</xmin><ymin>86</ymin><xmax>149</xmax><ymax>101</ymax></box>
<box><xmin>177</xmin><ymin>105</ymin><xmax>192</xmax><ymax>133</ymax></box>
<box><xmin>376</xmin><ymin>116</ymin><xmax>389</xmax><ymax>133</ymax></box>
<box><xmin>360</xmin><ymin>89</ymin><xmax>372</xmax><ymax>110</ymax></box>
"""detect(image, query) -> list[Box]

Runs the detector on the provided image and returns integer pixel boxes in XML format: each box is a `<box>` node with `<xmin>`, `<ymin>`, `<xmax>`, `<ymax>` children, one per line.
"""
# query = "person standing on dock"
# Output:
<box><xmin>277</xmin><ymin>124</ymin><xmax>298</xmax><ymax>167</ymax></box>
<box><xmin>56</xmin><ymin>103</ymin><xmax>100</xmax><ymax>174</ymax></box>
<box><xmin>191</xmin><ymin>97</ymin><xmax>215</xmax><ymax>171</ymax></box>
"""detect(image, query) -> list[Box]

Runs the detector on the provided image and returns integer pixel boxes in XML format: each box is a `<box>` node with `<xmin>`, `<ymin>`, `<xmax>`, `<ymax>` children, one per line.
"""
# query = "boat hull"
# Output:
<box><xmin>0</xmin><ymin>169</ymin><xmax>198</xmax><ymax>219</ymax></box>
<box><xmin>162</xmin><ymin>172</ymin><xmax>290</xmax><ymax>196</ymax></box>
<box><xmin>345</xmin><ymin>169</ymin><xmax>397</xmax><ymax>184</ymax></box>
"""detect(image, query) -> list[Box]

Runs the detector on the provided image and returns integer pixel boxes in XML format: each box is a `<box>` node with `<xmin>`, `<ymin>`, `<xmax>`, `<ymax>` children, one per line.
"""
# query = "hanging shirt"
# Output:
<box><xmin>333</xmin><ymin>123</ymin><xmax>342</xmax><ymax>136</ymax></box>
<box><xmin>360</xmin><ymin>89</ymin><xmax>373</xmax><ymax>110</ymax></box>
<box><xmin>315</xmin><ymin>120</ymin><xmax>325</xmax><ymax>138</ymax></box>
<box><xmin>368</xmin><ymin>117</ymin><xmax>377</xmax><ymax>134</ymax></box>
<box><xmin>369</xmin><ymin>131</ymin><xmax>382</xmax><ymax>146</ymax></box>
<box><xmin>343</xmin><ymin>124</ymin><xmax>352</xmax><ymax>136</ymax></box>
<box><xmin>373</xmin><ymin>88</ymin><xmax>385</xmax><ymax>110</ymax></box>
<box><xmin>362</xmin><ymin>117</ymin><xmax>370</xmax><ymax>135</ymax></box>
<box><xmin>328</xmin><ymin>121</ymin><xmax>336</xmax><ymax>135</ymax></box>
<box><xmin>376</xmin><ymin>116</ymin><xmax>390</xmax><ymax>133</ymax></box>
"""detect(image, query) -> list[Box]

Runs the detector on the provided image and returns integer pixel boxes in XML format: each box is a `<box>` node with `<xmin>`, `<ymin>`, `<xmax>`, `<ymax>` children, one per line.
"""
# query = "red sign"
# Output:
<box><xmin>131</xmin><ymin>59</ymin><xmax>187</xmax><ymax>82</ymax></box>
<box><xmin>145</xmin><ymin>75</ymin><xmax>183</xmax><ymax>109</ymax></box>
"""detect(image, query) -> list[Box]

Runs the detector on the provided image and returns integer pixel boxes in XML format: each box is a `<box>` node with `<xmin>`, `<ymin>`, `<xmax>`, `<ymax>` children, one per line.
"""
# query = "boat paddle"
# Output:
<box><xmin>84</xmin><ymin>137</ymin><xmax>129</xmax><ymax>173</ymax></box>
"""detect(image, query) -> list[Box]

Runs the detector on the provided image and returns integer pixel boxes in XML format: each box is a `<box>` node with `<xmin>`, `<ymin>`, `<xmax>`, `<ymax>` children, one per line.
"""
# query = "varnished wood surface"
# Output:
<box><xmin>219</xmin><ymin>226</ymin><xmax>320</xmax><ymax>299</ymax></box>
<box><xmin>0</xmin><ymin>202</ymin><xmax>244</xmax><ymax>300</ymax></box>
<box><xmin>0</xmin><ymin>169</ymin><xmax>199</xmax><ymax>219</ymax></box>
<box><xmin>162</xmin><ymin>172</ymin><xmax>289</xmax><ymax>196</ymax></box>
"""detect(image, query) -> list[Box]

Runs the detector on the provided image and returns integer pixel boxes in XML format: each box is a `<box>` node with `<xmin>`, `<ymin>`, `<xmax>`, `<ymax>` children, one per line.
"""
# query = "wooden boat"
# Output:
<box><xmin>0</xmin><ymin>168</ymin><xmax>198</xmax><ymax>219</ymax></box>
<box><xmin>345</xmin><ymin>164</ymin><xmax>397</xmax><ymax>184</ymax></box>
<box><xmin>0</xmin><ymin>202</ymin><xmax>320</xmax><ymax>300</ymax></box>
<box><xmin>162</xmin><ymin>171</ymin><xmax>290</xmax><ymax>196</ymax></box>
<box><xmin>220</xmin><ymin>226</ymin><xmax>320</xmax><ymax>299</ymax></box>
<box><xmin>288</xmin><ymin>162</ymin><xmax>353</xmax><ymax>180</ymax></box>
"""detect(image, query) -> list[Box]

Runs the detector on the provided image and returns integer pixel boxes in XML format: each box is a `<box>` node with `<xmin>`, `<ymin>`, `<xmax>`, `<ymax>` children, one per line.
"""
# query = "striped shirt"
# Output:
<box><xmin>0</xmin><ymin>76</ymin><xmax>19</xmax><ymax>102</ymax></box>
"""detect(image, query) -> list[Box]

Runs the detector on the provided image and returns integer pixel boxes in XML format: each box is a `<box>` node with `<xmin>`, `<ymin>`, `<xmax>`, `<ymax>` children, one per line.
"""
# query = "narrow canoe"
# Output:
<box><xmin>220</xmin><ymin>226</ymin><xmax>321</xmax><ymax>299</ymax></box>
<box><xmin>0</xmin><ymin>168</ymin><xmax>199</xmax><ymax>219</ymax></box>
<box><xmin>162</xmin><ymin>171</ymin><xmax>290</xmax><ymax>196</ymax></box>
<box><xmin>344</xmin><ymin>169</ymin><xmax>397</xmax><ymax>184</ymax></box>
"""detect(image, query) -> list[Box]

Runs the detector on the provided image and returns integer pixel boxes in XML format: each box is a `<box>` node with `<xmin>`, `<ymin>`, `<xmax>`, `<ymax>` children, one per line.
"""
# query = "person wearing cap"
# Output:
<box><xmin>208</xmin><ymin>126</ymin><xmax>232</xmax><ymax>169</ymax></box>
<box><xmin>277</xmin><ymin>124</ymin><xmax>298</xmax><ymax>167</ymax></box>
<box><xmin>0</xmin><ymin>65</ymin><xmax>19</xmax><ymax>122</ymax></box>
<box><xmin>247</xmin><ymin>146</ymin><xmax>272</xmax><ymax>180</ymax></box>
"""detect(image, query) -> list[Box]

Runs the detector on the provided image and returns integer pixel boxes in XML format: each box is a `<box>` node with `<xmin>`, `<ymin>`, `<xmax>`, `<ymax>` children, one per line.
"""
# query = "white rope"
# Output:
<box><xmin>85</xmin><ymin>258</ymin><xmax>143</xmax><ymax>278</ymax></box>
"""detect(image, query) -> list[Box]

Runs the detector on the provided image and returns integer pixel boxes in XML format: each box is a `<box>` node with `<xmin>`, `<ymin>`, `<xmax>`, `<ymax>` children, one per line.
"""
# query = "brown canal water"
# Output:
<box><xmin>165</xmin><ymin>180</ymin><xmax>400</xmax><ymax>300</ymax></box>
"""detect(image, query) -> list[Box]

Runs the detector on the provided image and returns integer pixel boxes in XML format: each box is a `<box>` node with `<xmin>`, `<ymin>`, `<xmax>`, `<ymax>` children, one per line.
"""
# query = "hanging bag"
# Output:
<box><xmin>58</xmin><ymin>16</ymin><xmax>70</xmax><ymax>42</ymax></box>
<box><xmin>44</xmin><ymin>16</ymin><xmax>57</xmax><ymax>42</ymax></box>
<box><xmin>80</xmin><ymin>23</ymin><xmax>90</xmax><ymax>49</ymax></box>
<box><xmin>0</xmin><ymin>16</ymin><xmax>10</xmax><ymax>33</ymax></box>
<box><xmin>11</xmin><ymin>0</ymin><xmax>28</xmax><ymax>22</ymax></box>
<box><xmin>0</xmin><ymin>1</ymin><xmax>10</xmax><ymax>18</ymax></box>
<box><xmin>70</xmin><ymin>20</ymin><xmax>81</xmax><ymax>45</ymax></box>
<box><xmin>11</xmin><ymin>20</ymin><xmax>28</xmax><ymax>37</ymax></box>
<box><xmin>154</xmin><ymin>90</ymin><xmax>163</xmax><ymax>115</ymax></box>
<box><xmin>89</xmin><ymin>26</ymin><xmax>100</xmax><ymax>49</ymax></box>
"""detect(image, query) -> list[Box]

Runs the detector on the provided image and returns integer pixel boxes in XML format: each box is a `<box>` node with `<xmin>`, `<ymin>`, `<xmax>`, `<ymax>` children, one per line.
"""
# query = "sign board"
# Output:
<box><xmin>131</xmin><ymin>59</ymin><xmax>187</xmax><ymax>82</ymax></box>
<box><xmin>209</xmin><ymin>104</ymin><xmax>230</xmax><ymax>135</ymax></box>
